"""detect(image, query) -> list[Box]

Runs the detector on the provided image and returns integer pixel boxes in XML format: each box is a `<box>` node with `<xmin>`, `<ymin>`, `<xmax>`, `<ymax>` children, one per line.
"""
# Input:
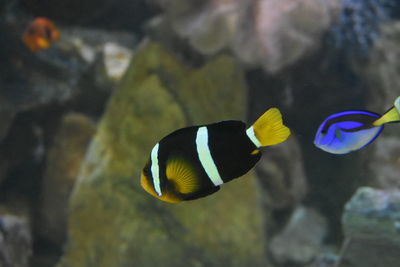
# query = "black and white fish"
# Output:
<box><xmin>140</xmin><ymin>108</ymin><xmax>290</xmax><ymax>203</ymax></box>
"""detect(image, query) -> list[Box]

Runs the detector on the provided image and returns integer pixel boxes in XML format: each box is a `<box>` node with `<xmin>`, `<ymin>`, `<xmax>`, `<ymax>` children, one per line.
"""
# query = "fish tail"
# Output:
<box><xmin>246</xmin><ymin>108</ymin><xmax>290</xmax><ymax>147</ymax></box>
<box><xmin>373</xmin><ymin>96</ymin><xmax>400</xmax><ymax>126</ymax></box>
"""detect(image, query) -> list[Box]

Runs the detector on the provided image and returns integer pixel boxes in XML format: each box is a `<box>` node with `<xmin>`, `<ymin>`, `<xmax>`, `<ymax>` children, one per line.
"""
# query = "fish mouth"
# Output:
<box><xmin>314</xmin><ymin>133</ymin><xmax>336</xmax><ymax>150</ymax></box>
<box><xmin>314</xmin><ymin>134</ymin><xmax>330</xmax><ymax>146</ymax></box>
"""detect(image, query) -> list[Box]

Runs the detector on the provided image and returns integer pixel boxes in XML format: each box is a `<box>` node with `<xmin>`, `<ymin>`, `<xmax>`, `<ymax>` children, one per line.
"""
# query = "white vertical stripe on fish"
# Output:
<box><xmin>195</xmin><ymin>127</ymin><xmax>224</xmax><ymax>186</ymax></box>
<box><xmin>150</xmin><ymin>143</ymin><xmax>162</xmax><ymax>196</ymax></box>
<box><xmin>246</xmin><ymin>126</ymin><xmax>262</xmax><ymax>147</ymax></box>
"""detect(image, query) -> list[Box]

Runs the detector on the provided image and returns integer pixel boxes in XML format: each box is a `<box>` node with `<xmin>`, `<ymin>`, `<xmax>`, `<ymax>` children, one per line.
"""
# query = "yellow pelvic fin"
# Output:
<box><xmin>373</xmin><ymin>106</ymin><xmax>400</xmax><ymax>126</ymax></box>
<box><xmin>251</xmin><ymin>149</ymin><xmax>260</xmax><ymax>155</ymax></box>
<box><xmin>166</xmin><ymin>158</ymin><xmax>199</xmax><ymax>194</ymax></box>
<box><xmin>141</xmin><ymin>170</ymin><xmax>183</xmax><ymax>204</ymax></box>
<box><xmin>141</xmin><ymin>171</ymin><xmax>158</xmax><ymax>198</ymax></box>
<box><xmin>251</xmin><ymin>108</ymin><xmax>290</xmax><ymax>147</ymax></box>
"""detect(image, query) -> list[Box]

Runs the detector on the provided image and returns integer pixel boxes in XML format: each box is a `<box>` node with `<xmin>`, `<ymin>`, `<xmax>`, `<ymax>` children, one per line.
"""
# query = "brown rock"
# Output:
<box><xmin>39</xmin><ymin>113</ymin><xmax>96</xmax><ymax>245</ymax></box>
<box><xmin>58</xmin><ymin>43</ymin><xmax>267</xmax><ymax>267</ymax></box>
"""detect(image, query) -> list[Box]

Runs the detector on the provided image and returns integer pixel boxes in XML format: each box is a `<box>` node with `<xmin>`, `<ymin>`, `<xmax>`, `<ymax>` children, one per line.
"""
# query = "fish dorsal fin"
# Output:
<box><xmin>166</xmin><ymin>158</ymin><xmax>199</xmax><ymax>194</ymax></box>
<box><xmin>248</xmin><ymin>108</ymin><xmax>290</xmax><ymax>147</ymax></box>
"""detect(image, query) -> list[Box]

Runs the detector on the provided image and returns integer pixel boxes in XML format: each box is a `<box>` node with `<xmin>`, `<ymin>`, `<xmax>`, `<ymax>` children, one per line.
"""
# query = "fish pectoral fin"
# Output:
<box><xmin>166</xmin><ymin>158</ymin><xmax>199</xmax><ymax>194</ymax></box>
<box><xmin>250</xmin><ymin>108</ymin><xmax>290</xmax><ymax>147</ymax></box>
<box><xmin>335</xmin><ymin>127</ymin><xmax>344</xmax><ymax>141</ymax></box>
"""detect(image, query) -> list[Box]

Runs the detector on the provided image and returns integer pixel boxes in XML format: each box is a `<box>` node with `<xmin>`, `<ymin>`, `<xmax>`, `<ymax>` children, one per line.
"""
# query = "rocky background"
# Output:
<box><xmin>1</xmin><ymin>0</ymin><xmax>400</xmax><ymax>266</ymax></box>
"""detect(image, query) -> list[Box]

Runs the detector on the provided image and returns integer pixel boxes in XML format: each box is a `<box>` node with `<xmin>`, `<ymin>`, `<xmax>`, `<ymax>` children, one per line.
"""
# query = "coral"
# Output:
<box><xmin>151</xmin><ymin>0</ymin><xmax>340</xmax><ymax>73</ymax></box>
<box><xmin>329</xmin><ymin>0</ymin><xmax>400</xmax><ymax>59</ymax></box>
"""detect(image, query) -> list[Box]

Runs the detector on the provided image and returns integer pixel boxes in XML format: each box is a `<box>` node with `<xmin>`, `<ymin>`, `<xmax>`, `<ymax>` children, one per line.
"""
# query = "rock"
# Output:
<box><xmin>0</xmin><ymin>20</ymin><xmax>136</xmax><ymax>122</ymax></box>
<box><xmin>256</xmin><ymin>136</ymin><xmax>307</xmax><ymax>211</ymax></box>
<box><xmin>361</xmin><ymin>22</ymin><xmax>400</xmax><ymax>113</ymax></box>
<box><xmin>103</xmin><ymin>42</ymin><xmax>133</xmax><ymax>82</ymax></box>
<box><xmin>0</xmin><ymin>25</ymin><xmax>136</xmax><ymax>186</ymax></box>
<box><xmin>0</xmin><ymin>26</ymin><xmax>87</xmax><ymax>111</ymax></box>
<box><xmin>352</xmin><ymin>21</ymin><xmax>400</xmax><ymax>190</ymax></box>
<box><xmin>0</xmin><ymin>109</ymin><xmax>14</xmax><ymax>144</ymax></box>
<box><xmin>0</xmin><ymin>113</ymin><xmax>42</xmax><ymax>187</ymax></box>
<box><xmin>0</xmin><ymin>19</ymin><xmax>89</xmax><ymax>148</ymax></box>
<box><xmin>236</xmin><ymin>0</ymin><xmax>341</xmax><ymax>73</ymax></box>
<box><xmin>58</xmin><ymin>43</ymin><xmax>266</xmax><ymax>267</ymax></box>
<box><xmin>39</xmin><ymin>113</ymin><xmax>96</xmax><ymax>246</ymax></box>
<box><xmin>20</xmin><ymin>0</ymin><xmax>157</xmax><ymax>32</ymax></box>
<box><xmin>329</xmin><ymin>0</ymin><xmax>400</xmax><ymax>60</ymax></box>
<box><xmin>152</xmin><ymin>0</ymin><xmax>340</xmax><ymax>73</ymax></box>
<box><xmin>337</xmin><ymin>187</ymin><xmax>400</xmax><ymax>267</ymax></box>
<box><xmin>310</xmin><ymin>253</ymin><xmax>339</xmax><ymax>267</ymax></box>
<box><xmin>59</xmin><ymin>27</ymin><xmax>136</xmax><ymax>84</ymax></box>
<box><xmin>269</xmin><ymin>206</ymin><xmax>328</xmax><ymax>265</ymax></box>
<box><xmin>254</xmin><ymin>135</ymin><xmax>308</xmax><ymax>244</ymax></box>
<box><xmin>0</xmin><ymin>108</ymin><xmax>17</xmax><ymax>183</ymax></box>
<box><xmin>0</xmin><ymin>214</ymin><xmax>32</xmax><ymax>267</ymax></box>
<box><xmin>367</xmin><ymin>137</ymin><xmax>400</xmax><ymax>189</ymax></box>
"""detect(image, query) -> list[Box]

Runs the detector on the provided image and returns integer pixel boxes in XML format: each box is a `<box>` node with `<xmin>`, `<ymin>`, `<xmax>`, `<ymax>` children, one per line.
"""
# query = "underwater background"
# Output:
<box><xmin>1</xmin><ymin>0</ymin><xmax>400</xmax><ymax>266</ymax></box>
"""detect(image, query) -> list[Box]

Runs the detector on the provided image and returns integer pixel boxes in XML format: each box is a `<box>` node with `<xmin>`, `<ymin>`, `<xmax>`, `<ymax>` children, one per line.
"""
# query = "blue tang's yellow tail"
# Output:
<box><xmin>373</xmin><ymin>96</ymin><xmax>400</xmax><ymax>126</ymax></box>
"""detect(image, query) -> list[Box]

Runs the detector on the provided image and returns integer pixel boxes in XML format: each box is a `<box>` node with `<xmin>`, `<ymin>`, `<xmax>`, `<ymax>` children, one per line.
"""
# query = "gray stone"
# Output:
<box><xmin>0</xmin><ymin>215</ymin><xmax>32</xmax><ymax>267</ymax></box>
<box><xmin>337</xmin><ymin>187</ymin><xmax>400</xmax><ymax>267</ymax></box>
<box><xmin>362</xmin><ymin>22</ymin><xmax>400</xmax><ymax>114</ymax></box>
<box><xmin>0</xmin><ymin>108</ymin><xmax>14</xmax><ymax>144</ymax></box>
<box><xmin>256</xmin><ymin>136</ymin><xmax>308</xmax><ymax>211</ymax></box>
<box><xmin>309</xmin><ymin>253</ymin><xmax>339</xmax><ymax>267</ymax></box>
<box><xmin>269</xmin><ymin>206</ymin><xmax>328</xmax><ymax>265</ymax></box>
<box><xmin>368</xmin><ymin>137</ymin><xmax>400</xmax><ymax>189</ymax></box>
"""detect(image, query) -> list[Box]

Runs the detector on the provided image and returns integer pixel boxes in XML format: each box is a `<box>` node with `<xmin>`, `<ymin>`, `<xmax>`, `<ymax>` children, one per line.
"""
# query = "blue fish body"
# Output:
<box><xmin>314</xmin><ymin>111</ymin><xmax>383</xmax><ymax>154</ymax></box>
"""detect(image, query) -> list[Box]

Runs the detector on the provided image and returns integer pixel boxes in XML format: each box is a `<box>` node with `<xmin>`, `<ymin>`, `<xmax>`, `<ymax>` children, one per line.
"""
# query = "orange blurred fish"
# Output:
<box><xmin>22</xmin><ymin>17</ymin><xmax>60</xmax><ymax>52</ymax></box>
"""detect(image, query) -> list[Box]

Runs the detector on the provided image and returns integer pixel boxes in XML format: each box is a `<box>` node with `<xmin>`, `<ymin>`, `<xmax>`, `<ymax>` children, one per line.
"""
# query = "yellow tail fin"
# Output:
<box><xmin>373</xmin><ymin>96</ymin><xmax>400</xmax><ymax>126</ymax></box>
<box><xmin>248</xmin><ymin>108</ymin><xmax>290</xmax><ymax>147</ymax></box>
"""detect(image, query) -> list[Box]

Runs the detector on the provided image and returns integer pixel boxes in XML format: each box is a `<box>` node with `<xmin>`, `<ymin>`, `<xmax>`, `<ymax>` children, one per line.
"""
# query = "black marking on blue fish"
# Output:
<box><xmin>321</xmin><ymin>111</ymin><xmax>380</xmax><ymax>133</ymax></box>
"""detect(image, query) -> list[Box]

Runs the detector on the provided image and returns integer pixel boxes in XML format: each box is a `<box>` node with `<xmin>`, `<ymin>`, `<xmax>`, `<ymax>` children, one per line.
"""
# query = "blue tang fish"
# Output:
<box><xmin>141</xmin><ymin>108</ymin><xmax>290</xmax><ymax>203</ymax></box>
<box><xmin>314</xmin><ymin>96</ymin><xmax>400</xmax><ymax>154</ymax></box>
